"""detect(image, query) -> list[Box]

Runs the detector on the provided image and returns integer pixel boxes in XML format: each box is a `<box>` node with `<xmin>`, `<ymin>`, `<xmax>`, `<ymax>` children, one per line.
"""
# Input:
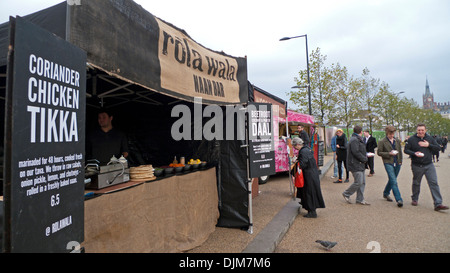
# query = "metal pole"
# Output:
<box><xmin>305</xmin><ymin>34</ymin><xmax>312</xmax><ymax>116</ymax></box>
<box><xmin>241</xmin><ymin>104</ymin><xmax>253</xmax><ymax>235</ymax></box>
<box><xmin>285</xmin><ymin>102</ymin><xmax>295</xmax><ymax>200</ymax></box>
<box><xmin>279</xmin><ymin>34</ymin><xmax>312</xmax><ymax>115</ymax></box>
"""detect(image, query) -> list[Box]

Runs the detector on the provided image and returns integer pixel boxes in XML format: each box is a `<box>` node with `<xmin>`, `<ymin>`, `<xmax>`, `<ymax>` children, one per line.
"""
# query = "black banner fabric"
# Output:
<box><xmin>68</xmin><ymin>0</ymin><xmax>248</xmax><ymax>105</ymax></box>
<box><xmin>5</xmin><ymin>17</ymin><xmax>86</xmax><ymax>252</ymax></box>
<box><xmin>247</xmin><ymin>103</ymin><xmax>276</xmax><ymax>178</ymax></box>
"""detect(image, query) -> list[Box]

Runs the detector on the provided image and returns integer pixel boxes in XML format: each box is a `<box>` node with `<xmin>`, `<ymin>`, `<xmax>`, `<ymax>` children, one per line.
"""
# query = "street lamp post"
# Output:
<box><xmin>280</xmin><ymin>34</ymin><xmax>312</xmax><ymax>115</ymax></box>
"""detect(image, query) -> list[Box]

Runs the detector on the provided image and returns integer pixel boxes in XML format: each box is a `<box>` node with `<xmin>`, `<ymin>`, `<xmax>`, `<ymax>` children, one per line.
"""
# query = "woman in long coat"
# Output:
<box><xmin>292</xmin><ymin>137</ymin><xmax>325</xmax><ymax>218</ymax></box>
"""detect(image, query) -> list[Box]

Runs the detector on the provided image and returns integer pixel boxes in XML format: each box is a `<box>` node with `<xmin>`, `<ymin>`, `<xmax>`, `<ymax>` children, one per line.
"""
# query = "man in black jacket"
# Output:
<box><xmin>296</xmin><ymin>125</ymin><xmax>310</xmax><ymax>148</ymax></box>
<box><xmin>404</xmin><ymin>123</ymin><xmax>448</xmax><ymax>211</ymax></box>
<box><xmin>342</xmin><ymin>125</ymin><xmax>374</xmax><ymax>205</ymax></box>
<box><xmin>364</xmin><ymin>129</ymin><xmax>377</xmax><ymax>176</ymax></box>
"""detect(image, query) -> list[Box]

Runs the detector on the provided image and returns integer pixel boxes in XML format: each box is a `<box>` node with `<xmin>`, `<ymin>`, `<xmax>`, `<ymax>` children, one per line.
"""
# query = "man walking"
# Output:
<box><xmin>364</xmin><ymin>129</ymin><xmax>377</xmax><ymax>176</ymax></box>
<box><xmin>377</xmin><ymin>126</ymin><xmax>403</xmax><ymax>207</ymax></box>
<box><xmin>342</xmin><ymin>125</ymin><xmax>373</xmax><ymax>205</ymax></box>
<box><xmin>404</xmin><ymin>123</ymin><xmax>449</xmax><ymax>211</ymax></box>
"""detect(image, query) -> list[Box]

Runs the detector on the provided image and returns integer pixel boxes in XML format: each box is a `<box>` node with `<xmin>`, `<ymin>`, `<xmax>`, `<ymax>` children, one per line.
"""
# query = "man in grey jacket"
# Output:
<box><xmin>342</xmin><ymin>125</ymin><xmax>373</xmax><ymax>205</ymax></box>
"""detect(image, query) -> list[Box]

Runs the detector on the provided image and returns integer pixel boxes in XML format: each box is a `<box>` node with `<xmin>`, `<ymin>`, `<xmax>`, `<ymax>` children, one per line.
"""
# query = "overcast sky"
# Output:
<box><xmin>2</xmin><ymin>0</ymin><xmax>449</xmax><ymax>108</ymax></box>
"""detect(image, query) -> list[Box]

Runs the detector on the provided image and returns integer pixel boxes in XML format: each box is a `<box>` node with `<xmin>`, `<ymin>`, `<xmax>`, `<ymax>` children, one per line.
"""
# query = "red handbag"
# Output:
<box><xmin>295</xmin><ymin>165</ymin><xmax>304</xmax><ymax>188</ymax></box>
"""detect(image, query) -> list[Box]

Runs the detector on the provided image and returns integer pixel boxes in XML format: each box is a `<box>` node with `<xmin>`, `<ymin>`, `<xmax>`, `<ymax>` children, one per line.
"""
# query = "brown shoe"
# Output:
<box><xmin>368</xmin><ymin>173</ymin><xmax>373</xmax><ymax>177</ymax></box>
<box><xmin>435</xmin><ymin>205</ymin><xmax>449</xmax><ymax>211</ymax></box>
<box><xmin>411</xmin><ymin>200</ymin><xmax>418</xmax><ymax>206</ymax></box>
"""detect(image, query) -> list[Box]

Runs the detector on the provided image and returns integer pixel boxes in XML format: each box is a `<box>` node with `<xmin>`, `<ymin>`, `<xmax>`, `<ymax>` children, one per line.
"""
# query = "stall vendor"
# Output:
<box><xmin>296</xmin><ymin>125</ymin><xmax>310</xmax><ymax>147</ymax></box>
<box><xmin>86</xmin><ymin>109</ymin><xmax>129</xmax><ymax>165</ymax></box>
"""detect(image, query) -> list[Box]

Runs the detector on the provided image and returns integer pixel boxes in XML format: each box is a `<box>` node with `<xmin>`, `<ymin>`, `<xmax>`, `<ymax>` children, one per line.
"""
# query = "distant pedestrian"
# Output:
<box><xmin>404</xmin><ymin>123</ymin><xmax>449</xmax><ymax>211</ymax></box>
<box><xmin>330</xmin><ymin>131</ymin><xmax>343</xmax><ymax>179</ymax></box>
<box><xmin>377</xmin><ymin>125</ymin><xmax>403</xmax><ymax>207</ymax></box>
<box><xmin>364</xmin><ymin>129</ymin><xmax>377</xmax><ymax>177</ymax></box>
<box><xmin>342</xmin><ymin>125</ymin><xmax>373</xmax><ymax>205</ymax></box>
<box><xmin>441</xmin><ymin>136</ymin><xmax>448</xmax><ymax>153</ymax></box>
<box><xmin>292</xmin><ymin>137</ymin><xmax>325</xmax><ymax>218</ymax></box>
<box><xmin>432</xmin><ymin>135</ymin><xmax>442</xmax><ymax>163</ymax></box>
<box><xmin>334</xmin><ymin>129</ymin><xmax>349</xmax><ymax>183</ymax></box>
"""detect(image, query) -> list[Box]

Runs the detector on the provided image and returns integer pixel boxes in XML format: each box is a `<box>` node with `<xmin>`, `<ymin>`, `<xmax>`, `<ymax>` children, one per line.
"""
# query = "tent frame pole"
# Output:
<box><xmin>240</xmin><ymin>104</ymin><xmax>253</xmax><ymax>235</ymax></box>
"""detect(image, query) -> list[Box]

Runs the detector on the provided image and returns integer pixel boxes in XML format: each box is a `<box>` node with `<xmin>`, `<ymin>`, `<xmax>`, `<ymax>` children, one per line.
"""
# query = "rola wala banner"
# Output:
<box><xmin>247</xmin><ymin>103</ymin><xmax>276</xmax><ymax>178</ymax></box>
<box><xmin>4</xmin><ymin>17</ymin><xmax>86</xmax><ymax>252</ymax></box>
<box><xmin>156</xmin><ymin>17</ymin><xmax>241</xmax><ymax>104</ymax></box>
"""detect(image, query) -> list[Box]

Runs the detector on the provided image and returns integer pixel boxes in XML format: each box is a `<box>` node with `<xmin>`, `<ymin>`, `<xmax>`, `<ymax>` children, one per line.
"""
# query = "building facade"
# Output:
<box><xmin>422</xmin><ymin>78</ymin><xmax>450</xmax><ymax>118</ymax></box>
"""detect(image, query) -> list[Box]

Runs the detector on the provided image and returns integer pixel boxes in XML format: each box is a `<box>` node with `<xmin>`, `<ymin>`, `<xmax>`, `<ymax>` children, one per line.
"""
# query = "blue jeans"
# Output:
<box><xmin>383</xmin><ymin>163</ymin><xmax>402</xmax><ymax>202</ymax></box>
<box><xmin>333</xmin><ymin>152</ymin><xmax>343</xmax><ymax>177</ymax></box>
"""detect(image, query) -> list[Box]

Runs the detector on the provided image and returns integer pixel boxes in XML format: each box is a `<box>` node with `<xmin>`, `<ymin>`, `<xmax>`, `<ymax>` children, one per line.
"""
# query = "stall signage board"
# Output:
<box><xmin>5</xmin><ymin>17</ymin><xmax>86</xmax><ymax>252</ymax></box>
<box><xmin>247</xmin><ymin>103</ymin><xmax>276</xmax><ymax>178</ymax></box>
<box><xmin>156</xmin><ymin>18</ymin><xmax>241</xmax><ymax>104</ymax></box>
<box><xmin>68</xmin><ymin>0</ymin><xmax>248</xmax><ymax>105</ymax></box>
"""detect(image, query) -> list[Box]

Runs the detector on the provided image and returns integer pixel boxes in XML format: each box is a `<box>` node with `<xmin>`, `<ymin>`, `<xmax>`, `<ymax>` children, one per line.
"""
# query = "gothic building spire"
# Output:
<box><xmin>425</xmin><ymin>76</ymin><xmax>431</xmax><ymax>96</ymax></box>
<box><xmin>423</xmin><ymin>77</ymin><xmax>434</xmax><ymax>110</ymax></box>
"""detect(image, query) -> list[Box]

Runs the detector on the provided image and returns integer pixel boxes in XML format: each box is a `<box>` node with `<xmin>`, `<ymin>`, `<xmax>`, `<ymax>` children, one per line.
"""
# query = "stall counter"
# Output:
<box><xmin>83</xmin><ymin>167</ymin><xmax>219</xmax><ymax>253</ymax></box>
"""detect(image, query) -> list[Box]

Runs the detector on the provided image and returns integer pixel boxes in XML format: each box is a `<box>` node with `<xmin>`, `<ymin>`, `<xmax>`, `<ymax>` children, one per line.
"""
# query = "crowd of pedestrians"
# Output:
<box><xmin>337</xmin><ymin>123</ymin><xmax>448</xmax><ymax>211</ymax></box>
<box><xmin>293</xmin><ymin>122</ymin><xmax>448</xmax><ymax>220</ymax></box>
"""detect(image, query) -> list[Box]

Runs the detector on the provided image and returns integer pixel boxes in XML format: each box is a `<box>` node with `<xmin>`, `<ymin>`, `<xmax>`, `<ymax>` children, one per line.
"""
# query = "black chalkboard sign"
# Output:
<box><xmin>4</xmin><ymin>17</ymin><xmax>86</xmax><ymax>252</ymax></box>
<box><xmin>247</xmin><ymin>103</ymin><xmax>276</xmax><ymax>178</ymax></box>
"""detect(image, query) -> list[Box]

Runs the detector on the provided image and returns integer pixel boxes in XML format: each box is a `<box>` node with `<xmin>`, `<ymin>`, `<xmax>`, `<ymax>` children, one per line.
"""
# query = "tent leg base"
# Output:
<box><xmin>247</xmin><ymin>225</ymin><xmax>253</xmax><ymax>235</ymax></box>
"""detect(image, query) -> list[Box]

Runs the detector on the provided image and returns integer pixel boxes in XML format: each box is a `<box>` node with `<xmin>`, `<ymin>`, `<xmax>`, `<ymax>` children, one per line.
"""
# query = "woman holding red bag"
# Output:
<box><xmin>292</xmin><ymin>137</ymin><xmax>326</xmax><ymax>218</ymax></box>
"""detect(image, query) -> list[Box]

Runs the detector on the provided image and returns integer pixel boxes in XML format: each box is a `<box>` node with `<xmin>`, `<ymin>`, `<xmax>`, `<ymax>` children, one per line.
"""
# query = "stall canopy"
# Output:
<box><xmin>1</xmin><ymin>0</ymin><xmax>249</xmax><ymax>105</ymax></box>
<box><xmin>1</xmin><ymin>0</ymin><xmax>251</xmax><ymax>229</ymax></box>
<box><xmin>288</xmin><ymin>110</ymin><xmax>315</xmax><ymax>125</ymax></box>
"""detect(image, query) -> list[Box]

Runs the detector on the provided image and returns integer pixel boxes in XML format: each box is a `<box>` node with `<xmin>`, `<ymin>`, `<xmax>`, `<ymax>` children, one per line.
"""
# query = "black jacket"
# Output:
<box><xmin>404</xmin><ymin>133</ymin><xmax>441</xmax><ymax>166</ymax></box>
<box><xmin>365</xmin><ymin>135</ymin><xmax>377</xmax><ymax>153</ymax></box>
<box><xmin>347</xmin><ymin>133</ymin><xmax>368</xmax><ymax>172</ymax></box>
<box><xmin>335</xmin><ymin>134</ymin><xmax>347</xmax><ymax>161</ymax></box>
<box><xmin>298</xmin><ymin>130</ymin><xmax>310</xmax><ymax>147</ymax></box>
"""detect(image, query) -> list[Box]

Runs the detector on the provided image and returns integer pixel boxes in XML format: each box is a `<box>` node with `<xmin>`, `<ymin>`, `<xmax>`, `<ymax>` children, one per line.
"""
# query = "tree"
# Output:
<box><xmin>329</xmin><ymin>65</ymin><xmax>360</xmax><ymax>136</ymax></box>
<box><xmin>396</xmin><ymin>97</ymin><xmax>420</xmax><ymax>134</ymax></box>
<box><xmin>288</xmin><ymin>47</ymin><xmax>336</xmax><ymax>125</ymax></box>
<box><xmin>287</xmin><ymin>47</ymin><xmax>450</xmax><ymax>138</ymax></box>
<box><xmin>372</xmin><ymin>82</ymin><xmax>392</xmax><ymax>130</ymax></box>
<box><xmin>356</xmin><ymin>68</ymin><xmax>381</xmax><ymax>133</ymax></box>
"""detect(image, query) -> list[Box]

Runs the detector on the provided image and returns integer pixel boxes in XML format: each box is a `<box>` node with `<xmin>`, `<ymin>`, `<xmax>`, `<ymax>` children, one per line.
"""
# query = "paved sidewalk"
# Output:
<box><xmin>188</xmin><ymin>152</ymin><xmax>449</xmax><ymax>253</ymax></box>
<box><xmin>275</xmin><ymin>153</ymin><xmax>450</xmax><ymax>253</ymax></box>
<box><xmin>187</xmin><ymin>154</ymin><xmax>334</xmax><ymax>253</ymax></box>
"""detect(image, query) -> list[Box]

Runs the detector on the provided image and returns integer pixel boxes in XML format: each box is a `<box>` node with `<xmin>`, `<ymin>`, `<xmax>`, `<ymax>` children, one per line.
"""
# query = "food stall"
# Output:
<box><xmin>0</xmin><ymin>0</ymin><xmax>257</xmax><ymax>252</ymax></box>
<box><xmin>251</xmin><ymin>85</ymin><xmax>287</xmax><ymax>185</ymax></box>
<box><xmin>249</xmin><ymin>85</ymin><xmax>321</xmax><ymax>182</ymax></box>
<box><xmin>287</xmin><ymin>110</ymin><xmax>325</xmax><ymax>167</ymax></box>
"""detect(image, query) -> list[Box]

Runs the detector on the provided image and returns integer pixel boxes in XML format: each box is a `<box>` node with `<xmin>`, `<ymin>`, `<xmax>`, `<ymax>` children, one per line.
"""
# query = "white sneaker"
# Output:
<box><xmin>331</xmin><ymin>176</ymin><xmax>337</xmax><ymax>179</ymax></box>
<box><xmin>356</xmin><ymin>200</ymin><xmax>371</xmax><ymax>205</ymax></box>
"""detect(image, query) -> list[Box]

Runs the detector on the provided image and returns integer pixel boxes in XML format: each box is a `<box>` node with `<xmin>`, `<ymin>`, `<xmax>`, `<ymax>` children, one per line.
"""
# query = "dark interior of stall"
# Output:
<box><xmin>84</xmin><ymin>68</ymin><xmax>220</xmax><ymax>168</ymax></box>
<box><xmin>83</xmin><ymin>67</ymin><xmax>249</xmax><ymax>228</ymax></box>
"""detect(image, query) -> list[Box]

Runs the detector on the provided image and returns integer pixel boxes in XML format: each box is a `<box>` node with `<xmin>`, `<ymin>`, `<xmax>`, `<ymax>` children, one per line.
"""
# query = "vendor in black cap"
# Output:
<box><xmin>86</xmin><ymin>109</ymin><xmax>129</xmax><ymax>165</ymax></box>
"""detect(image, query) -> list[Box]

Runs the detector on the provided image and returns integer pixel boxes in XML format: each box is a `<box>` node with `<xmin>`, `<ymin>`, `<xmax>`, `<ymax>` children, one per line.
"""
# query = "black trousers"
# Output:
<box><xmin>337</xmin><ymin>160</ymin><xmax>349</xmax><ymax>180</ymax></box>
<box><xmin>367</xmin><ymin>156</ymin><xmax>375</xmax><ymax>174</ymax></box>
